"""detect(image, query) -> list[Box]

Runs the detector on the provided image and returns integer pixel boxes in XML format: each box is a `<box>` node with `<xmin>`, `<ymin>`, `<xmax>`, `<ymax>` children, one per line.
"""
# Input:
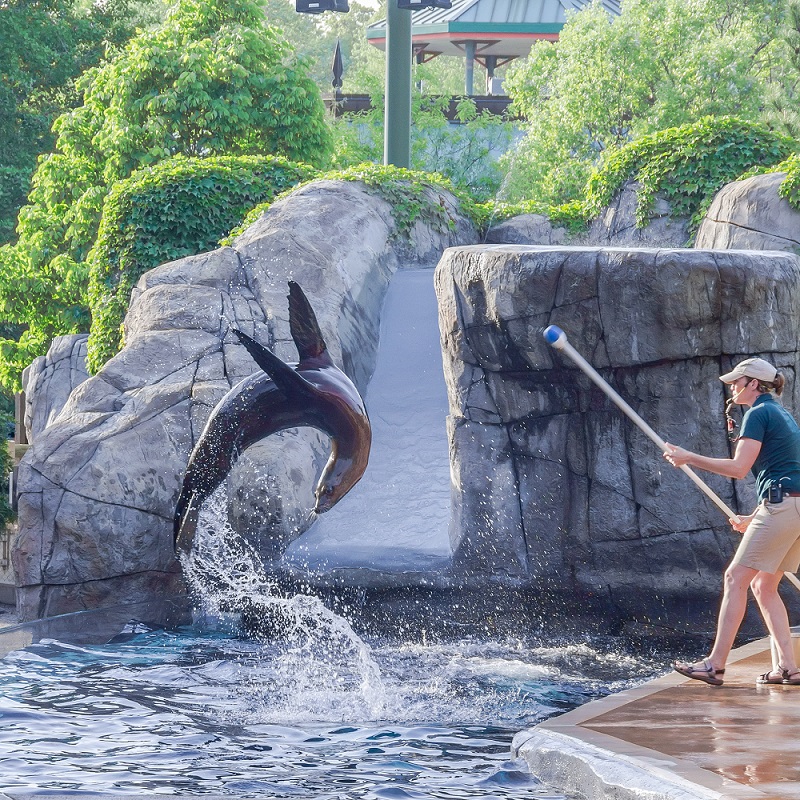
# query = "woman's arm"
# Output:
<box><xmin>663</xmin><ymin>438</ymin><xmax>761</xmax><ymax>480</ymax></box>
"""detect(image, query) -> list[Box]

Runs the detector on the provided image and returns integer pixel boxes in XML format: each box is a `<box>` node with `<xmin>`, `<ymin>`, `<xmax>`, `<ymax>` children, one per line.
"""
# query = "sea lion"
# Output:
<box><xmin>174</xmin><ymin>281</ymin><xmax>371</xmax><ymax>556</ymax></box>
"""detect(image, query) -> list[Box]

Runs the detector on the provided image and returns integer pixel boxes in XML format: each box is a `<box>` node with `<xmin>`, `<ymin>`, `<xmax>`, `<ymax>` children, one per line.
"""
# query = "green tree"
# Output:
<box><xmin>0</xmin><ymin>0</ymin><xmax>331</xmax><ymax>390</ymax></box>
<box><xmin>0</xmin><ymin>0</ymin><xmax>155</xmax><ymax>244</ymax></box>
<box><xmin>502</xmin><ymin>0</ymin><xmax>786</xmax><ymax>205</ymax></box>
<box><xmin>329</xmin><ymin>93</ymin><xmax>513</xmax><ymax>201</ymax></box>
<box><xmin>765</xmin><ymin>0</ymin><xmax>800</xmax><ymax>139</ymax></box>
<box><xmin>263</xmin><ymin>0</ymin><xmax>383</xmax><ymax>94</ymax></box>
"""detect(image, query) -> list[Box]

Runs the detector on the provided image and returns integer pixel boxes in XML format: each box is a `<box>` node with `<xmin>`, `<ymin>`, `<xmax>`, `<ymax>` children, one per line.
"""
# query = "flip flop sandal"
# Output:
<box><xmin>756</xmin><ymin>669</ymin><xmax>785</xmax><ymax>685</ymax></box>
<box><xmin>783</xmin><ymin>669</ymin><xmax>800</xmax><ymax>685</ymax></box>
<box><xmin>674</xmin><ymin>658</ymin><xmax>725</xmax><ymax>686</ymax></box>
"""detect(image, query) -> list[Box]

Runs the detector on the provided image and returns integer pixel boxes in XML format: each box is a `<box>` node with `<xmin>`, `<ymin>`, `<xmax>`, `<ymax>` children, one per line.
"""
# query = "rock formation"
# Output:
<box><xmin>695</xmin><ymin>172</ymin><xmax>800</xmax><ymax>253</ymax></box>
<box><xmin>484</xmin><ymin>213</ymin><xmax>571</xmax><ymax>246</ymax></box>
<box><xmin>12</xmin><ymin>180</ymin><xmax>477</xmax><ymax>621</ymax></box>
<box><xmin>485</xmin><ymin>181</ymin><xmax>690</xmax><ymax>249</ymax></box>
<box><xmin>22</xmin><ymin>334</ymin><xmax>90</xmax><ymax>442</ymax></box>
<box><xmin>19</xmin><ymin>164</ymin><xmax>800</xmax><ymax>631</ymax></box>
<box><xmin>436</xmin><ymin>245</ymin><xmax>800</xmax><ymax>626</ymax></box>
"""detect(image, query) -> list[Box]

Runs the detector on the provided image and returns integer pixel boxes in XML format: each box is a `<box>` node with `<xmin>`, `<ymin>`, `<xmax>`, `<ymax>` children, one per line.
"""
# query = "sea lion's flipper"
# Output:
<box><xmin>232</xmin><ymin>328</ymin><xmax>315</xmax><ymax>400</ymax></box>
<box><xmin>288</xmin><ymin>281</ymin><xmax>327</xmax><ymax>361</ymax></box>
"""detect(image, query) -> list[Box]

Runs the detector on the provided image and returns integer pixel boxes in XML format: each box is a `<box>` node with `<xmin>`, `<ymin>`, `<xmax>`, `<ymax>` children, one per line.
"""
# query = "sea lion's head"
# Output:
<box><xmin>313</xmin><ymin>440</ymin><xmax>368</xmax><ymax>514</ymax></box>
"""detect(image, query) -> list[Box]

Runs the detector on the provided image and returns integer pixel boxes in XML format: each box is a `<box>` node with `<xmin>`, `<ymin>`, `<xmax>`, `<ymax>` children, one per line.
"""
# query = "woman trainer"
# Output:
<box><xmin>664</xmin><ymin>357</ymin><xmax>800</xmax><ymax>686</ymax></box>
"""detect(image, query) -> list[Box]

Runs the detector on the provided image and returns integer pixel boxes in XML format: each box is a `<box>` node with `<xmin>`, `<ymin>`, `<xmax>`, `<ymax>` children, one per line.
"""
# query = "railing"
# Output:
<box><xmin>322</xmin><ymin>93</ymin><xmax>519</xmax><ymax>120</ymax></box>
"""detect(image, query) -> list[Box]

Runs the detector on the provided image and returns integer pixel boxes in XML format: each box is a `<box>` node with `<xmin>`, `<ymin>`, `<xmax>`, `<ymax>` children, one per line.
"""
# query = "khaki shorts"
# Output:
<box><xmin>732</xmin><ymin>496</ymin><xmax>800</xmax><ymax>574</ymax></box>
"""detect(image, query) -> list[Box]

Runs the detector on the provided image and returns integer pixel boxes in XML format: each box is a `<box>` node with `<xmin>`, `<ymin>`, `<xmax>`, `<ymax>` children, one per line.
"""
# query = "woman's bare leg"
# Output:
<box><xmin>751</xmin><ymin>570</ymin><xmax>797</xmax><ymax>674</ymax></box>
<box><xmin>703</xmin><ymin>563</ymin><xmax>758</xmax><ymax>671</ymax></box>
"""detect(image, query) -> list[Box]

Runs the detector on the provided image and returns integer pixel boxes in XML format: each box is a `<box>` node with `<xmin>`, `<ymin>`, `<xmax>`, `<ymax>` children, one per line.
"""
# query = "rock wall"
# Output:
<box><xmin>436</xmin><ymin>245</ymin><xmax>800</xmax><ymax>626</ymax></box>
<box><xmin>485</xmin><ymin>181</ymin><xmax>690</xmax><ymax>249</ymax></box>
<box><xmin>22</xmin><ymin>335</ymin><xmax>90</xmax><ymax>442</ymax></box>
<box><xmin>695</xmin><ymin>172</ymin><xmax>800</xmax><ymax>254</ymax></box>
<box><xmin>13</xmin><ymin>180</ymin><xmax>477</xmax><ymax>621</ymax></box>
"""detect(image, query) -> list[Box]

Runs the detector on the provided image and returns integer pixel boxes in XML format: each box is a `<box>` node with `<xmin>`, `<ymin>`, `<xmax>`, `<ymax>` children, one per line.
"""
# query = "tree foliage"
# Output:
<box><xmin>765</xmin><ymin>0</ymin><xmax>800</xmax><ymax>139</ymax></box>
<box><xmin>330</xmin><ymin>94</ymin><xmax>513</xmax><ymax>201</ymax></box>
<box><xmin>260</xmin><ymin>0</ymin><xmax>473</xmax><ymax>97</ymax></box>
<box><xmin>584</xmin><ymin>116</ymin><xmax>795</xmax><ymax>230</ymax></box>
<box><xmin>87</xmin><ymin>154</ymin><xmax>317</xmax><ymax>372</ymax></box>
<box><xmin>0</xmin><ymin>0</ymin><xmax>155</xmax><ymax>244</ymax></box>
<box><xmin>0</xmin><ymin>0</ymin><xmax>331</xmax><ymax>390</ymax></box>
<box><xmin>502</xmin><ymin>0</ymin><xmax>787</xmax><ymax>204</ymax></box>
<box><xmin>262</xmin><ymin>0</ymin><xmax>385</xmax><ymax>94</ymax></box>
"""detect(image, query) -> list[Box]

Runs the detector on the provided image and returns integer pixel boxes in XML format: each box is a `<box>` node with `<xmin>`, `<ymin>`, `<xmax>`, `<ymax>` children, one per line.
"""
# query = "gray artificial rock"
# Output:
<box><xmin>484</xmin><ymin>214</ymin><xmax>570</xmax><ymax>245</ymax></box>
<box><xmin>584</xmin><ymin>181</ymin><xmax>690</xmax><ymax>247</ymax></box>
<box><xmin>22</xmin><ymin>334</ymin><xmax>90</xmax><ymax>442</ymax></box>
<box><xmin>485</xmin><ymin>181</ymin><xmax>691</xmax><ymax>248</ymax></box>
<box><xmin>13</xmin><ymin>179</ymin><xmax>478</xmax><ymax>621</ymax></box>
<box><xmin>436</xmin><ymin>245</ymin><xmax>800</xmax><ymax>623</ymax></box>
<box><xmin>695</xmin><ymin>172</ymin><xmax>800</xmax><ymax>253</ymax></box>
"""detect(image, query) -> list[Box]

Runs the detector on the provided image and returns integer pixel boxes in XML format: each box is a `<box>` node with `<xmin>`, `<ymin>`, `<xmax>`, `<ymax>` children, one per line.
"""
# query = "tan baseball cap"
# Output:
<box><xmin>719</xmin><ymin>357</ymin><xmax>777</xmax><ymax>384</ymax></box>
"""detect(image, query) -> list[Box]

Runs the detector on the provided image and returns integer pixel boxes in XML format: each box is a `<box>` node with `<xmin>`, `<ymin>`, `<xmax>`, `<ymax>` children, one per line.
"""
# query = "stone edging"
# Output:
<box><xmin>512</xmin><ymin>637</ymin><xmax>771</xmax><ymax>800</ymax></box>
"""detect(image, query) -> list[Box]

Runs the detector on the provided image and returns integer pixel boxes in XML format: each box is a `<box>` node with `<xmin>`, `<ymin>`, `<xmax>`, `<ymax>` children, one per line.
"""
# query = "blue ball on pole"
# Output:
<box><xmin>543</xmin><ymin>325</ymin><xmax>565</xmax><ymax>346</ymax></box>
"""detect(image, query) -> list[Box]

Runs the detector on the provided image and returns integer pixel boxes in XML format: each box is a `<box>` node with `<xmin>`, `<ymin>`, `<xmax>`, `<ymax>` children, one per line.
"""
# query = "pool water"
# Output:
<box><xmin>0</xmin><ymin>620</ymin><xmax>661</xmax><ymax>797</ymax></box>
<box><xmin>0</xmin><ymin>502</ymin><xmax>665</xmax><ymax>797</ymax></box>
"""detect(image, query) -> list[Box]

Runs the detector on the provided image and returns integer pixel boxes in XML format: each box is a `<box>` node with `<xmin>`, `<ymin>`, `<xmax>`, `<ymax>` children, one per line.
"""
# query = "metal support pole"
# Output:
<box><xmin>464</xmin><ymin>41</ymin><xmax>475</xmax><ymax>96</ymax></box>
<box><xmin>485</xmin><ymin>54</ymin><xmax>497</xmax><ymax>95</ymax></box>
<box><xmin>384</xmin><ymin>0</ymin><xmax>412</xmax><ymax>168</ymax></box>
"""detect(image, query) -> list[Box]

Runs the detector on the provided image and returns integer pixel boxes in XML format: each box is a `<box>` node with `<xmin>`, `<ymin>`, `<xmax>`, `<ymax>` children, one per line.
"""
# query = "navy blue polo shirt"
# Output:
<box><xmin>739</xmin><ymin>393</ymin><xmax>800</xmax><ymax>500</ymax></box>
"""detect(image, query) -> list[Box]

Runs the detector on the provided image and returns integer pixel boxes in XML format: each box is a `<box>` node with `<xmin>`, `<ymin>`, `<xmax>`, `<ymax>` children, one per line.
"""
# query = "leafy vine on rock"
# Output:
<box><xmin>86</xmin><ymin>154</ymin><xmax>316</xmax><ymax>373</ymax></box>
<box><xmin>224</xmin><ymin>164</ymin><xmax>475</xmax><ymax>243</ymax></box>
<box><xmin>583</xmin><ymin>116</ymin><xmax>796</xmax><ymax>231</ymax></box>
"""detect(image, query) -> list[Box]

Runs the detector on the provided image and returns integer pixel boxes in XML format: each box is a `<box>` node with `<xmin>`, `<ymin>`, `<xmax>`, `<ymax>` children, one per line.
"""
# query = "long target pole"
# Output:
<box><xmin>543</xmin><ymin>325</ymin><xmax>800</xmax><ymax>593</ymax></box>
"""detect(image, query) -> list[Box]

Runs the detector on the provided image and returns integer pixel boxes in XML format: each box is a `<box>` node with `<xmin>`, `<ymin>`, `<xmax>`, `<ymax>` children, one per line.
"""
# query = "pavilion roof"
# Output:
<box><xmin>367</xmin><ymin>0</ymin><xmax>621</xmax><ymax>59</ymax></box>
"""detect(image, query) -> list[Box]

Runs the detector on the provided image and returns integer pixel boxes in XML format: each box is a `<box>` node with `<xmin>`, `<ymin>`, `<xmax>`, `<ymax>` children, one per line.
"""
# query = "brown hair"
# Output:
<box><xmin>726</xmin><ymin>370</ymin><xmax>786</xmax><ymax>442</ymax></box>
<box><xmin>753</xmin><ymin>371</ymin><xmax>785</xmax><ymax>396</ymax></box>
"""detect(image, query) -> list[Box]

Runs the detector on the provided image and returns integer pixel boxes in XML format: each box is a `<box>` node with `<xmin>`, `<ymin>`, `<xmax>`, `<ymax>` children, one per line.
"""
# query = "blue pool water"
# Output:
<box><xmin>0</xmin><ymin>618</ymin><xmax>661</xmax><ymax>798</ymax></box>
<box><xmin>0</xmin><ymin>501</ymin><xmax>665</xmax><ymax>797</ymax></box>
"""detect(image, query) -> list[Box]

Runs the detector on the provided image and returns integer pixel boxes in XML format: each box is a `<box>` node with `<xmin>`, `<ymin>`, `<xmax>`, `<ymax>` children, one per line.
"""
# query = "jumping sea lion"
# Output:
<box><xmin>174</xmin><ymin>281</ymin><xmax>371</xmax><ymax>556</ymax></box>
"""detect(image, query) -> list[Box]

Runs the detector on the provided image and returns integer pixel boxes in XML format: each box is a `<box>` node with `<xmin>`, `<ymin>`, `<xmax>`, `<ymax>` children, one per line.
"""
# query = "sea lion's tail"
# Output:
<box><xmin>288</xmin><ymin>281</ymin><xmax>327</xmax><ymax>361</ymax></box>
<box><xmin>174</xmin><ymin>492</ymin><xmax>200</xmax><ymax>557</ymax></box>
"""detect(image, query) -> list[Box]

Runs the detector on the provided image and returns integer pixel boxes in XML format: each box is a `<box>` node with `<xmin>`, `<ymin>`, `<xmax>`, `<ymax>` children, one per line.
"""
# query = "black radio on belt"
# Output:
<box><xmin>768</xmin><ymin>477</ymin><xmax>792</xmax><ymax>504</ymax></box>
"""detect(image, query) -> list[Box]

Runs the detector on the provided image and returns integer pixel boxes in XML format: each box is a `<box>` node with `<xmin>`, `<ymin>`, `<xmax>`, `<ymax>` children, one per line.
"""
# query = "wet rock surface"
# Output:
<box><xmin>436</xmin><ymin>245</ymin><xmax>800</xmax><ymax>627</ymax></box>
<box><xmin>13</xmin><ymin>180</ymin><xmax>477</xmax><ymax>621</ymax></box>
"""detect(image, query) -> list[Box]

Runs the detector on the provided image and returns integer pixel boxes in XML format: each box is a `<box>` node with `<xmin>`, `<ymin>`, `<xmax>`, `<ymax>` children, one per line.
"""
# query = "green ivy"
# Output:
<box><xmin>776</xmin><ymin>153</ymin><xmax>800</xmax><ymax>209</ymax></box>
<box><xmin>744</xmin><ymin>151</ymin><xmax>800</xmax><ymax>210</ymax></box>
<box><xmin>224</xmin><ymin>163</ymin><xmax>476</xmax><ymax>243</ymax></box>
<box><xmin>472</xmin><ymin>199</ymin><xmax>588</xmax><ymax>235</ymax></box>
<box><xmin>86</xmin><ymin>154</ymin><xmax>316</xmax><ymax>373</ymax></box>
<box><xmin>224</xmin><ymin>165</ymin><xmax>594</xmax><ymax>243</ymax></box>
<box><xmin>583</xmin><ymin>116</ymin><xmax>796</xmax><ymax>231</ymax></box>
<box><xmin>325</xmin><ymin>165</ymin><xmax>462</xmax><ymax>239</ymax></box>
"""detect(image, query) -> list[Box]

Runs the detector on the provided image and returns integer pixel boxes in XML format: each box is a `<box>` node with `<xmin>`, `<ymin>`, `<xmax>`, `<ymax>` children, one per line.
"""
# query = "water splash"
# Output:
<box><xmin>181</xmin><ymin>488</ymin><xmax>387</xmax><ymax>721</ymax></box>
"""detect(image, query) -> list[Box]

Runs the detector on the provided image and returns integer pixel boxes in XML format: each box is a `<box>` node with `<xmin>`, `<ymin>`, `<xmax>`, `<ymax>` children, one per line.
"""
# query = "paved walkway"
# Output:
<box><xmin>514</xmin><ymin>637</ymin><xmax>800</xmax><ymax>800</ymax></box>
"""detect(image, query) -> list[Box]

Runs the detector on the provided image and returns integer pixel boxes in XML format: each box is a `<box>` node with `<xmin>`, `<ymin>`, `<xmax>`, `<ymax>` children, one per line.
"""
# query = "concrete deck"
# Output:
<box><xmin>513</xmin><ymin>637</ymin><xmax>800</xmax><ymax>800</ymax></box>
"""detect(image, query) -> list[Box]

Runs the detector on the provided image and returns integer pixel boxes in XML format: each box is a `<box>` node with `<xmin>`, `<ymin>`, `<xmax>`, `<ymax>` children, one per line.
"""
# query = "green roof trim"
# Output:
<box><xmin>448</xmin><ymin>22</ymin><xmax>561</xmax><ymax>33</ymax></box>
<box><xmin>367</xmin><ymin>21</ymin><xmax>562</xmax><ymax>37</ymax></box>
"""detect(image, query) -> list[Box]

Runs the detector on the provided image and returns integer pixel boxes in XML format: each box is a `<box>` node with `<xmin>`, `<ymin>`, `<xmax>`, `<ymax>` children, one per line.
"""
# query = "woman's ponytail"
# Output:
<box><xmin>756</xmin><ymin>372</ymin><xmax>785</xmax><ymax>395</ymax></box>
